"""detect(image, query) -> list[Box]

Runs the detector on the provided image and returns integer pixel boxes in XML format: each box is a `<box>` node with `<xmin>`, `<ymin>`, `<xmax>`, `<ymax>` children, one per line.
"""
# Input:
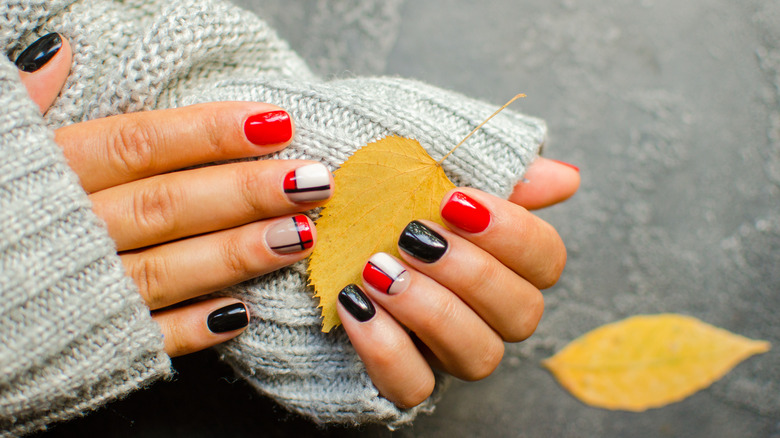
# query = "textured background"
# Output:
<box><xmin>40</xmin><ymin>0</ymin><xmax>780</xmax><ymax>436</ymax></box>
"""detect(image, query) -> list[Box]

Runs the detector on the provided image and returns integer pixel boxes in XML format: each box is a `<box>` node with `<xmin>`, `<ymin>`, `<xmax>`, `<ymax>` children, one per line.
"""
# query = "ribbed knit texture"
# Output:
<box><xmin>0</xmin><ymin>56</ymin><xmax>171</xmax><ymax>437</ymax></box>
<box><xmin>1</xmin><ymin>0</ymin><xmax>546</xmax><ymax>433</ymax></box>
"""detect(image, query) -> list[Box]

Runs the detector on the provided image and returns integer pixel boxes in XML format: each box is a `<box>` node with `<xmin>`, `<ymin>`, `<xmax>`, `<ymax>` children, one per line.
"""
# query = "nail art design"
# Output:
<box><xmin>338</xmin><ymin>284</ymin><xmax>376</xmax><ymax>322</ymax></box>
<box><xmin>441</xmin><ymin>191</ymin><xmax>491</xmax><ymax>233</ymax></box>
<box><xmin>398</xmin><ymin>220</ymin><xmax>448</xmax><ymax>263</ymax></box>
<box><xmin>363</xmin><ymin>252</ymin><xmax>411</xmax><ymax>295</ymax></box>
<box><xmin>15</xmin><ymin>33</ymin><xmax>62</xmax><ymax>73</ymax></box>
<box><xmin>207</xmin><ymin>303</ymin><xmax>249</xmax><ymax>333</ymax></box>
<box><xmin>266</xmin><ymin>215</ymin><xmax>314</xmax><ymax>254</ymax></box>
<box><xmin>283</xmin><ymin>163</ymin><xmax>332</xmax><ymax>203</ymax></box>
<box><xmin>244</xmin><ymin>110</ymin><xmax>292</xmax><ymax>145</ymax></box>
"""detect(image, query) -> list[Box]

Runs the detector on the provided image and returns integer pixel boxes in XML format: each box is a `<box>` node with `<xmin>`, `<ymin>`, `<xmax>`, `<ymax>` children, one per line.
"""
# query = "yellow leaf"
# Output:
<box><xmin>308</xmin><ymin>136</ymin><xmax>455</xmax><ymax>332</ymax></box>
<box><xmin>543</xmin><ymin>314</ymin><xmax>770</xmax><ymax>411</ymax></box>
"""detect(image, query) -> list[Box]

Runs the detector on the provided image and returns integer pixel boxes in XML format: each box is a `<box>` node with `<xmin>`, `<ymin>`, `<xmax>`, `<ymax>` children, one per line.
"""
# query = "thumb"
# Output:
<box><xmin>15</xmin><ymin>33</ymin><xmax>72</xmax><ymax>115</ymax></box>
<box><xmin>508</xmin><ymin>157</ymin><xmax>580</xmax><ymax>210</ymax></box>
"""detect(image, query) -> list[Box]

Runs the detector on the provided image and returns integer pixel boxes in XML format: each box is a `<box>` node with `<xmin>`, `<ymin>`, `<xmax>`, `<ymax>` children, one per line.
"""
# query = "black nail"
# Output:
<box><xmin>207</xmin><ymin>303</ymin><xmax>249</xmax><ymax>333</ymax></box>
<box><xmin>15</xmin><ymin>33</ymin><xmax>63</xmax><ymax>73</ymax></box>
<box><xmin>338</xmin><ymin>284</ymin><xmax>375</xmax><ymax>322</ymax></box>
<box><xmin>398</xmin><ymin>220</ymin><xmax>448</xmax><ymax>263</ymax></box>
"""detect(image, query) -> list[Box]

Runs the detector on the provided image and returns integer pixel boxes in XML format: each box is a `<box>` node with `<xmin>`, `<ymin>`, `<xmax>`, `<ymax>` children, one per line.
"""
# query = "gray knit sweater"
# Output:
<box><xmin>0</xmin><ymin>0</ymin><xmax>545</xmax><ymax>435</ymax></box>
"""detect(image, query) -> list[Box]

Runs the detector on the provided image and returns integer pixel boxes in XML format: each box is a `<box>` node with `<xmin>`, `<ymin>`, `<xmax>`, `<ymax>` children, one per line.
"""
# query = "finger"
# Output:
<box><xmin>440</xmin><ymin>189</ymin><xmax>567</xmax><ymax>289</ymax></box>
<box><xmin>91</xmin><ymin>160</ymin><xmax>332</xmax><ymax>251</ymax></box>
<box><xmin>122</xmin><ymin>214</ymin><xmax>315</xmax><ymax>309</ymax></box>
<box><xmin>509</xmin><ymin>157</ymin><xmax>580</xmax><ymax>210</ymax></box>
<box><xmin>359</xmin><ymin>255</ymin><xmax>505</xmax><ymax>381</ymax></box>
<box><xmin>153</xmin><ymin>298</ymin><xmax>249</xmax><ymax>357</ymax></box>
<box><xmin>16</xmin><ymin>33</ymin><xmax>72</xmax><ymax>114</ymax></box>
<box><xmin>337</xmin><ymin>285</ymin><xmax>435</xmax><ymax>409</ymax></box>
<box><xmin>54</xmin><ymin>102</ymin><xmax>295</xmax><ymax>193</ymax></box>
<box><xmin>385</xmin><ymin>222</ymin><xmax>543</xmax><ymax>342</ymax></box>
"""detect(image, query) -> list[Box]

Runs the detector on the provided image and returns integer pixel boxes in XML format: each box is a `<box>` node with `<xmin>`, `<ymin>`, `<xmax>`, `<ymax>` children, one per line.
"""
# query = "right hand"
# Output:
<box><xmin>17</xmin><ymin>33</ymin><xmax>333</xmax><ymax>357</ymax></box>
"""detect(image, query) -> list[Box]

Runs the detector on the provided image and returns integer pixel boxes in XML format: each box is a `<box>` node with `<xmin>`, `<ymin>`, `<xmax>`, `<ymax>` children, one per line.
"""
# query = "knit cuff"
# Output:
<box><xmin>178</xmin><ymin>76</ymin><xmax>545</xmax><ymax>426</ymax></box>
<box><xmin>0</xmin><ymin>59</ymin><xmax>172</xmax><ymax>437</ymax></box>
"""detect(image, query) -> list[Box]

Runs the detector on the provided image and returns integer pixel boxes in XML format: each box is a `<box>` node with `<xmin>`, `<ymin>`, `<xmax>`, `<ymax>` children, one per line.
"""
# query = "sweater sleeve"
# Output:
<box><xmin>0</xmin><ymin>59</ymin><xmax>172</xmax><ymax>437</ymax></box>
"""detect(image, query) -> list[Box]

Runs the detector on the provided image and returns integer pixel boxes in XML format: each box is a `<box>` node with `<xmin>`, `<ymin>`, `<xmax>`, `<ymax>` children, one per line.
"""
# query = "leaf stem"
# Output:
<box><xmin>437</xmin><ymin>93</ymin><xmax>526</xmax><ymax>165</ymax></box>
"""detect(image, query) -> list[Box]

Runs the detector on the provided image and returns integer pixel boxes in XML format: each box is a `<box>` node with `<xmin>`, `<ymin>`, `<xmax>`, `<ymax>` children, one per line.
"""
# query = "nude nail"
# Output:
<box><xmin>266</xmin><ymin>215</ymin><xmax>314</xmax><ymax>254</ymax></box>
<box><xmin>362</xmin><ymin>252</ymin><xmax>411</xmax><ymax>295</ymax></box>
<box><xmin>283</xmin><ymin>163</ymin><xmax>332</xmax><ymax>203</ymax></box>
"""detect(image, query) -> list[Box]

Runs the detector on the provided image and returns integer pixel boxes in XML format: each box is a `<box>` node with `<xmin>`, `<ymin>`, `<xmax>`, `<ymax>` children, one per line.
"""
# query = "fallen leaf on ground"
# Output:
<box><xmin>543</xmin><ymin>313</ymin><xmax>770</xmax><ymax>411</ymax></box>
<box><xmin>309</xmin><ymin>136</ymin><xmax>455</xmax><ymax>332</ymax></box>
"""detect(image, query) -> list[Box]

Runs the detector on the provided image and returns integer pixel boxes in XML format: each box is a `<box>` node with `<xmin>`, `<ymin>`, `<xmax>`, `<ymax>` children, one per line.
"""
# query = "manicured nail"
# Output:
<box><xmin>441</xmin><ymin>191</ymin><xmax>491</xmax><ymax>233</ymax></box>
<box><xmin>338</xmin><ymin>284</ymin><xmax>376</xmax><ymax>322</ymax></box>
<box><xmin>266</xmin><ymin>215</ymin><xmax>314</xmax><ymax>254</ymax></box>
<box><xmin>283</xmin><ymin>163</ymin><xmax>332</xmax><ymax>203</ymax></box>
<box><xmin>398</xmin><ymin>220</ymin><xmax>448</xmax><ymax>263</ymax></box>
<box><xmin>15</xmin><ymin>33</ymin><xmax>62</xmax><ymax>73</ymax></box>
<box><xmin>207</xmin><ymin>303</ymin><xmax>249</xmax><ymax>333</ymax></box>
<box><xmin>244</xmin><ymin>110</ymin><xmax>292</xmax><ymax>145</ymax></box>
<box><xmin>550</xmin><ymin>159</ymin><xmax>580</xmax><ymax>172</ymax></box>
<box><xmin>363</xmin><ymin>252</ymin><xmax>411</xmax><ymax>295</ymax></box>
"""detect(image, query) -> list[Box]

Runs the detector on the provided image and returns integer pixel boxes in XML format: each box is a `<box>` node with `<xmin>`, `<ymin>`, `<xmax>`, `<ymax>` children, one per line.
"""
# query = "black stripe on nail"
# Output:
<box><xmin>270</xmin><ymin>240</ymin><xmax>314</xmax><ymax>251</ymax></box>
<box><xmin>15</xmin><ymin>33</ymin><xmax>63</xmax><ymax>73</ymax></box>
<box><xmin>398</xmin><ymin>220</ymin><xmax>448</xmax><ymax>263</ymax></box>
<box><xmin>284</xmin><ymin>185</ymin><xmax>331</xmax><ymax>193</ymax></box>
<box><xmin>338</xmin><ymin>284</ymin><xmax>375</xmax><ymax>322</ymax></box>
<box><xmin>207</xmin><ymin>303</ymin><xmax>249</xmax><ymax>333</ymax></box>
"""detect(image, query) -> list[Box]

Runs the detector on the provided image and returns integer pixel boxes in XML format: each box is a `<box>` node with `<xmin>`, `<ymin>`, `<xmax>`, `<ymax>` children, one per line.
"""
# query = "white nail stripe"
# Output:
<box><xmin>294</xmin><ymin>163</ymin><xmax>330</xmax><ymax>190</ymax></box>
<box><xmin>369</xmin><ymin>252</ymin><xmax>406</xmax><ymax>279</ymax></box>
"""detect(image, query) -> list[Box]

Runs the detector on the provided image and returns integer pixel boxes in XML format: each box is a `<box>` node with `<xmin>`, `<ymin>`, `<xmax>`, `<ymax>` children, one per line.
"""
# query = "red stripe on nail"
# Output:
<box><xmin>293</xmin><ymin>215</ymin><xmax>314</xmax><ymax>249</ymax></box>
<box><xmin>363</xmin><ymin>262</ymin><xmax>394</xmax><ymax>294</ymax></box>
<box><xmin>283</xmin><ymin>170</ymin><xmax>297</xmax><ymax>191</ymax></box>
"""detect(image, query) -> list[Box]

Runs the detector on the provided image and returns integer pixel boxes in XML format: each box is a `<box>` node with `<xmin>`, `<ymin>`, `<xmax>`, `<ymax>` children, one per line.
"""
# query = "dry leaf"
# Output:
<box><xmin>309</xmin><ymin>136</ymin><xmax>455</xmax><ymax>332</ymax></box>
<box><xmin>543</xmin><ymin>314</ymin><xmax>770</xmax><ymax>411</ymax></box>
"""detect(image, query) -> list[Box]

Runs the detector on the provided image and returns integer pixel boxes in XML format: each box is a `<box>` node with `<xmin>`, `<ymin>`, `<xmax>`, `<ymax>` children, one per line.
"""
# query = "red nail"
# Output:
<box><xmin>550</xmin><ymin>159</ymin><xmax>579</xmax><ymax>172</ymax></box>
<box><xmin>441</xmin><ymin>191</ymin><xmax>491</xmax><ymax>233</ymax></box>
<box><xmin>244</xmin><ymin>110</ymin><xmax>292</xmax><ymax>145</ymax></box>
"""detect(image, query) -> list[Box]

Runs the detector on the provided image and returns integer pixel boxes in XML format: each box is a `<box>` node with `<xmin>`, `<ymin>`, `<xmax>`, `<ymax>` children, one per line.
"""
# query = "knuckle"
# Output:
<box><xmin>110</xmin><ymin>117</ymin><xmax>159</xmax><ymax>176</ymax></box>
<box><xmin>165</xmin><ymin>318</ymin><xmax>196</xmax><ymax>357</ymax></box>
<box><xmin>416</xmin><ymin>294</ymin><xmax>460</xmax><ymax>336</ymax></box>
<box><xmin>200</xmin><ymin>110</ymin><xmax>228</xmax><ymax>155</ymax></box>
<box><xmin>133</xmin><ymin>183</ymin><xmax>180</xmax><ymax>237</ymax></box>
<box><xmin>395</xmin><ymin>375</ymin><xmax>435</xmax><ymax>409</ymax></box>
<box><xmin>129</xmin><ymin>255</ymin><xmax>169</xmax><ymax>309</ymax></box>
<box><xmin>461</xmin><ymin>339</ymin><xmax>504</xmax><ymax>381</ymax></box>
<box><xmin>235</xmin><ymin>165</ymin><xmax>271</xmax><ymax>216</ymax></box>
<box><xmin>220</xmin><ymin>233</ymin><xmax>255</xmax><ymax>279</ymax></box>
<box><xmin>537</xmin><ymin>238</ymin><xmax>567</xmax><ymax>289</ymax></box>
<box><xmin>502</xmin><ymin>292</ymin><xmax>545</xmax><ymax>343</ymax></box>
<box><xmin>463</xmin><ymin>256</ymin><xmax>497</xmax><ymax>294</ymax></box>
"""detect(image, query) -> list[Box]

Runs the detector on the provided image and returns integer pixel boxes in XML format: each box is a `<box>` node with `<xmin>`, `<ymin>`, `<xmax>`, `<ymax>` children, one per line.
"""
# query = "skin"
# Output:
<box><xmin>18</xmin><ymin>34</ymin><xmax>580</xmax><ymax>409</ymax></box>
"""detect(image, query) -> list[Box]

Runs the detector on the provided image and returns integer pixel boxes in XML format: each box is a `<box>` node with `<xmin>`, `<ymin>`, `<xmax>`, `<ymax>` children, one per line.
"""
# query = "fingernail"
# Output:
<box><xmin>398</xmin><ymin>220</ymin><xmax>448</xmax><ymax>263</ymax></box>
<box><xmin>244</xmin><ymin>110</ymin><xmax>292</xmax><ymax>145</ymax></box>
<box><xmin>207</xmin><ymin>303</ymin><xmax>249</xmax><ymax>333</ymax></box>
<box><xmin>550</xmin><ymin>159</ymin><xmax>580</xmax><ymax>172</ymax></box>
<box><xmin>363</xmin><ymin>252</ymin><xmax>411</xmax><ymax>295</ymax></box>
<box><xmin>266</xmin><ymin>214</ymin><xmax>314</xmax><ymax>254</ymax></box>
<box><xmin>441</xmin><ymin>191</ymin><xmax>491</xmax><ymax>233</ymax></box>
<box><xmin>283</xmin><ymin>163</ymin><xmax>332</xmax><ymax>203</ymax></box>
<box><xmin>338</xmin><ymin>284</ymin><xmax>376</xmax><ymax>322</ymax></box>
<box><xmin>15</xmin><ymin>33</ymin><xmax>63</xmax><ymax>73</ymax></box>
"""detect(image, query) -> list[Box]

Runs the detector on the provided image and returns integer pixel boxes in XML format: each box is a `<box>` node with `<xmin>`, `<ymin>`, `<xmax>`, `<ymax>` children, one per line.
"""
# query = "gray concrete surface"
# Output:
<box><xmin>40</xmin><ymin>0</ymin><xmax>780</xmax><ymax>437</ymax></box>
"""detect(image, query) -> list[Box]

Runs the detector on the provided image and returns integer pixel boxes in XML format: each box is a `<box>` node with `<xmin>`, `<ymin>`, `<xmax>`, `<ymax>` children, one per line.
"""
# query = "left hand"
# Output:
<box><xmin>337</xmin><ymin>161</ymin><xmax>579</xmax><ymax>408</ymax></box>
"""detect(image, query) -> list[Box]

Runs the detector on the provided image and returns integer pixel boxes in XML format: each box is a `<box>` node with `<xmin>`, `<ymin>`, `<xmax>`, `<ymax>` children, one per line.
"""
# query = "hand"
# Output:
<box><xmin>18</xmin><ymin>33</ymin><xmax>333</xmax><ymax>357</ymax></box>
<box><xmin>336</xmin><ymin>158</ymin><xmax>579</xmax><ymax>407</ymax></box>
